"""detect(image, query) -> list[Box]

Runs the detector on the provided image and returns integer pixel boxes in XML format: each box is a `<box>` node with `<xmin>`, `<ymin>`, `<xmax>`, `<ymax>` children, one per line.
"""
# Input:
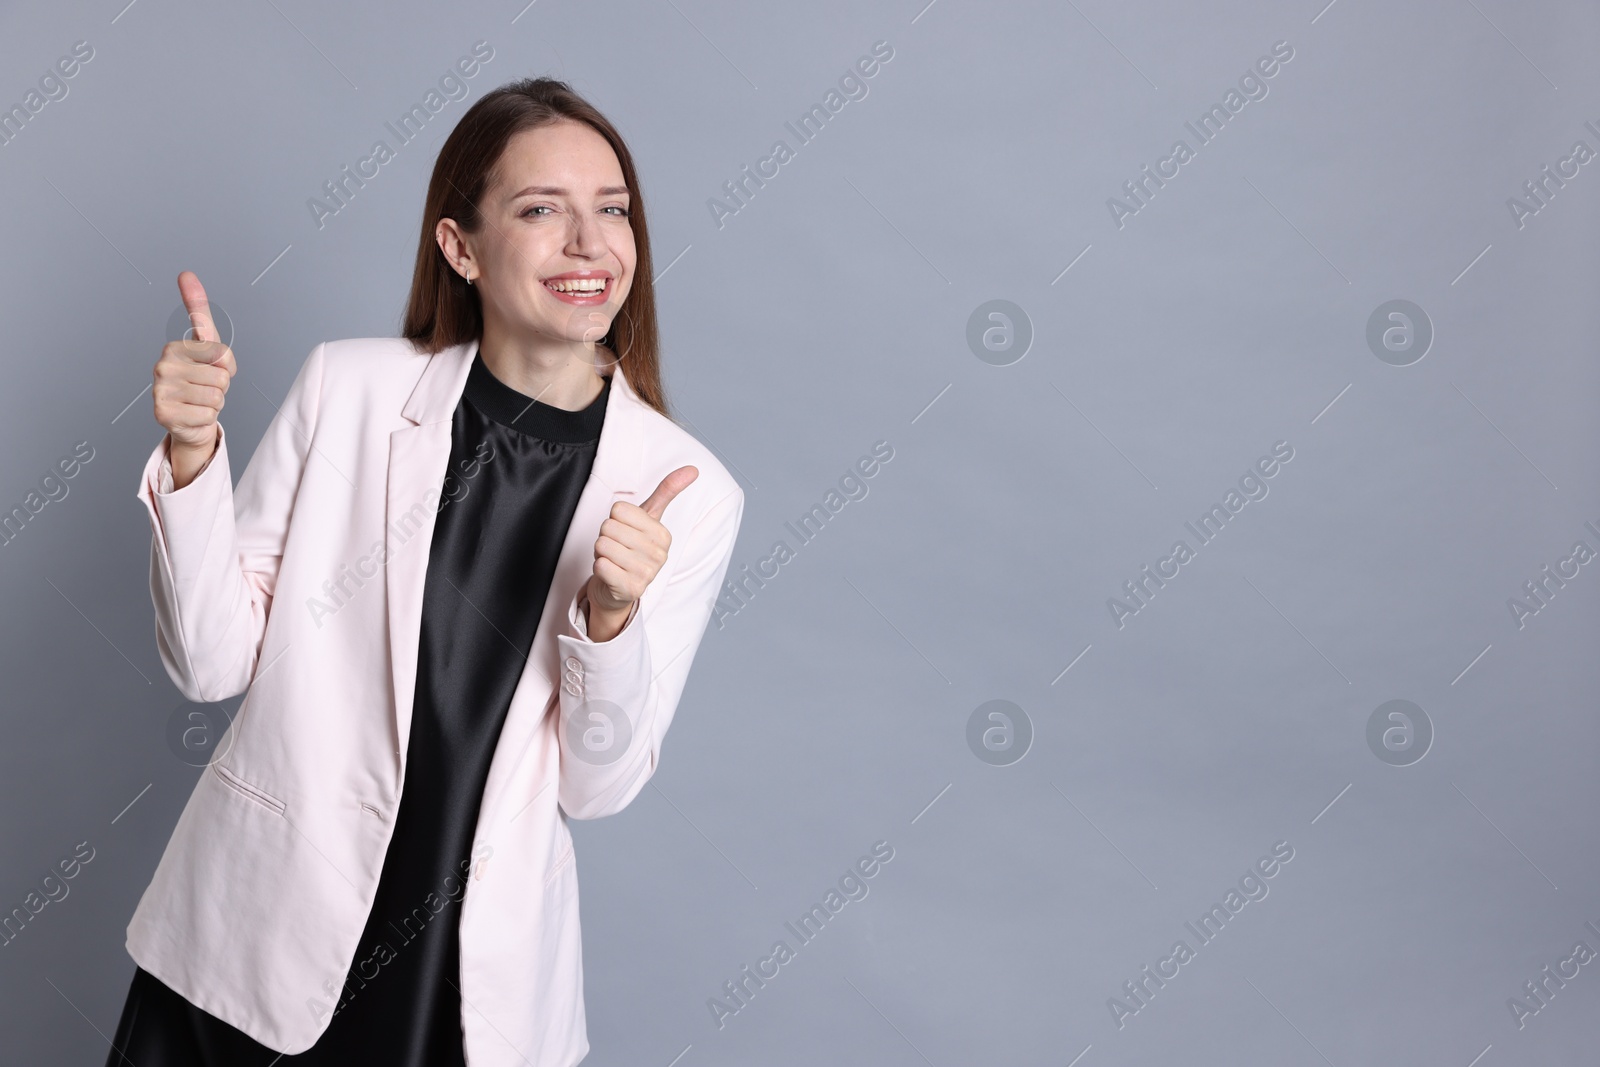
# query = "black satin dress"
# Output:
<box><xmin>106</xmin><ymin>356</ymin><xmax>610</xmax><ymax>1066</ymax></box>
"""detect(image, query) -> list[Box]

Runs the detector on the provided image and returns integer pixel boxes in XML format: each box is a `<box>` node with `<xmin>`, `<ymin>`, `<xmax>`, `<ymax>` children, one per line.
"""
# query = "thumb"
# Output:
<box><xmin>176</xmin><ymin>270</ymin><xmax>220</xmax><ymax>348</ymax></box>
<box><xmin>639</xmin><ymin>465</ymin><xmax>698</xmax><ymax>521</ymax></box>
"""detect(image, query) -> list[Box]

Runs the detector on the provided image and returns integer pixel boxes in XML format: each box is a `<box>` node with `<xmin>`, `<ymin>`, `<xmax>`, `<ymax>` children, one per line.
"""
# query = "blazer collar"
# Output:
<box><xmin>400</xmin><ymin>337</ymin><xmax>645</xmax><ymax>494</ymax></box>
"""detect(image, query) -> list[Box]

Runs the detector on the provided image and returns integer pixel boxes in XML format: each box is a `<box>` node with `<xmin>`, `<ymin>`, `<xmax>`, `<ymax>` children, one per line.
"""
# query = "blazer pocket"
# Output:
<box><xmin>210</xmin><ymin>761</ymin><xmax>287</xmax><ymax>817</ymax></box>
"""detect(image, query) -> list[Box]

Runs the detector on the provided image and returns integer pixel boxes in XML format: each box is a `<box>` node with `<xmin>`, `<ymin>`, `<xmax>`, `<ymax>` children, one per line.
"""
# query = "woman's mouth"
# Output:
<box><xmin>541</xmin><ymin>277</ymin><xmax>610</xmax><ymax>305</ymax></box>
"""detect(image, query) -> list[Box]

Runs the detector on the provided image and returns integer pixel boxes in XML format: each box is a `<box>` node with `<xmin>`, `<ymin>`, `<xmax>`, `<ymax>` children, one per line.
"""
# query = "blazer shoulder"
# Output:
<box><xmin>311</xmin><ymin>336</ymin><xmax>433</xmax><ymax>406</ymax></box>
<box><xmin>318</xmin><ymin>336</ymin><xmax>430</xmax><ymax>373</ymax></box>
<box><xmin>632</xmin><ymin>401</ymin><xmax>742</xmax><ymax>520</ymax></box>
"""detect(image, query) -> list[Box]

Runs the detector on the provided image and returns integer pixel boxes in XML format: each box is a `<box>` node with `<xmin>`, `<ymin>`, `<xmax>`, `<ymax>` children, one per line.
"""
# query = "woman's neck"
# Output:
<box><xmin>476</xmin><ymin>336</ymin><xmax>609</xmax><ymax>412</ymax></box>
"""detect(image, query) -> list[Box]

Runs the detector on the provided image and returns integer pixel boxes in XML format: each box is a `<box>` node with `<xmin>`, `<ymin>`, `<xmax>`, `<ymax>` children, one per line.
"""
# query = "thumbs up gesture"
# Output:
<box><xmin>583</xmin><ymin>465</ymin><xmax>698</xmax><ymax>641</ymax></box>
<box><xmin>154</xmin><ymin>271</ymin><xmax>237</xmax><ymax>489</ymax></box>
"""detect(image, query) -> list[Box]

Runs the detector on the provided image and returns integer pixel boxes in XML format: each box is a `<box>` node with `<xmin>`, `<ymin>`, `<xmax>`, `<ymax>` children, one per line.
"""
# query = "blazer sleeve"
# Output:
<box><xmin>554</xmin><ymin>484</ymin><xmax>745</xmax><ymax>820</ymax></box>
<box><xmin>135</xmin><ymin>342</ymin><xmax>327</xmax><ymax>703</ymax></box>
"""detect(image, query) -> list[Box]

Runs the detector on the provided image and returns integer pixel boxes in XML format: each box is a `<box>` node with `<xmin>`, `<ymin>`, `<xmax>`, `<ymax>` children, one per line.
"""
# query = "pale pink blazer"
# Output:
<box><xmin>127</xmin><ymin>336</ymin><xmax>743</xmax><ymax>1064</ymax></box>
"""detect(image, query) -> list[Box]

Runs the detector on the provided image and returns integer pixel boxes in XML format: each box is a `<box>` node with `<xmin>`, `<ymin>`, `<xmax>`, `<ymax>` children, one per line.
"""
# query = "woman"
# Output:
<box><xmin>106</xmin><ymin>77</ymin><xmax>744</xmax><ymax>1067</ymax></box>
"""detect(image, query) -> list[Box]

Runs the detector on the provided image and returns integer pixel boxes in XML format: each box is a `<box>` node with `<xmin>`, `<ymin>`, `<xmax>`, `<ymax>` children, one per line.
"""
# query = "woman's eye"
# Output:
<box><xmin>520</xmin><ymin>205</ymin><xmax>628</xmax><ymax>218</ymax></box>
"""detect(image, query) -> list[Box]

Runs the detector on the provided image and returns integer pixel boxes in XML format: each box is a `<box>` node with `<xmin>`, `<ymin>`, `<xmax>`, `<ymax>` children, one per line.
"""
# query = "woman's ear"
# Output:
<box><xmin>435</xmin><ymin>218</ymin><xmax>468</xmax><ymax>268</ymax></box>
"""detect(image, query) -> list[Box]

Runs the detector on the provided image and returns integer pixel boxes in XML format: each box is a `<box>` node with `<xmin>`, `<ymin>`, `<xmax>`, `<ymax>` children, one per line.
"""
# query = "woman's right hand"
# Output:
<box><xmin>154</xmin><ymin>271</ymin><xmax>237</xmax><ymax>489</ymax></box>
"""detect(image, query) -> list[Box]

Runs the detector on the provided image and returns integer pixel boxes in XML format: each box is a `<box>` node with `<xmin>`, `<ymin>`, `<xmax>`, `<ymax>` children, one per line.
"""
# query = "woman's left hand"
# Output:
<box><xmin>583</xmin><ymin>465</ymin><xmax>699</xmax><ymax>640</ymax></box>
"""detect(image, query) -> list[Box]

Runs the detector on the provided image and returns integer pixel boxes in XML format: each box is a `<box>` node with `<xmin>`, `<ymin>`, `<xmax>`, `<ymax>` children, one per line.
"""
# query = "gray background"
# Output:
<box><xmin>1</xmin><ymin>0</ymin><xmax>1596</xmax><ymax>1064</ymax></box>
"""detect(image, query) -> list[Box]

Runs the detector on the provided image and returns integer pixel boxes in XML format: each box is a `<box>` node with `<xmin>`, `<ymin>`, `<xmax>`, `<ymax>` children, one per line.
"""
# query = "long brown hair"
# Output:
<box><xmin>400</xmin><ymin>77</ymin><xmax>668</xmax><ymax>417</ymax></box>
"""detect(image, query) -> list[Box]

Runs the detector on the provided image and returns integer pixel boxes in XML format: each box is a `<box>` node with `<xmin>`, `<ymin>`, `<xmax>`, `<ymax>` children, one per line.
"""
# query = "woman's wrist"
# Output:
<box><xmin>581</xmin><ymin>580</ymin><xmax>634</xmax><ymax>642</ymax></box>
<box><xmin>167</xmin><ymin>426</ymin><xmax>218</xmax><ymax>491</ymax></box>
<box><xmin>585</xmin><ymin>602</ymin><xmax>632</xmax><ymax>643</ymax></box>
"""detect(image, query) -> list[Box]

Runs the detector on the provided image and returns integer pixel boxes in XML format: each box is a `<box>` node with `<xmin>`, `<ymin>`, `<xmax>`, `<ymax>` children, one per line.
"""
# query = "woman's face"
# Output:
<box><xmin>455</xmin><ymin>120</ymin><xmax>636</xmax><ymax>351</ymax></box>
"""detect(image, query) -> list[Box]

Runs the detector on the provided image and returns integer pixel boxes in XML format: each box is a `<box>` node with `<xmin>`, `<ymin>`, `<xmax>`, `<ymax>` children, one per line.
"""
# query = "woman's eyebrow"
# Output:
<box><xmin>510</xmin><ymin>184</ymin><xmax>630</xmax><ymax>198</ymax></box>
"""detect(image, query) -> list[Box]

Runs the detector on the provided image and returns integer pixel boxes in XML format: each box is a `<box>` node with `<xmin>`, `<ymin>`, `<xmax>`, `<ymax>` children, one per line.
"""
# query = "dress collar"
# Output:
<box><xmin>462</xmin><ymin>353</ymin><xmax>608</xmax><ymax>443</ymax></box>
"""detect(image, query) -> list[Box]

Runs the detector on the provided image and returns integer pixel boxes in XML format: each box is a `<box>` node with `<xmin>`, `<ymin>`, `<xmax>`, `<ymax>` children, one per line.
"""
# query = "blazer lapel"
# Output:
<box><xmin>383</xmin><ymin>338</ymin><xmax>645</xmax><ymax>792</ymax></box>
<box><xmin>385</xmin><ymin>340</ymin><xmax>473</xmax><ymax>776</ymax></box>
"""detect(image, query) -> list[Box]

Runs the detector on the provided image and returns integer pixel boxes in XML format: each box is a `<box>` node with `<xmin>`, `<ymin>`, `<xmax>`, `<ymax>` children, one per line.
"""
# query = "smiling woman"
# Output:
<box><xmin>403</xmin><ymin>88</ymin><xmax>666</xmax><ymax>418</ymax></box>
<box><xmin>110</xmin><ymin>76</ymin><xmax>744</xmax><ymax>1067</ymax></box>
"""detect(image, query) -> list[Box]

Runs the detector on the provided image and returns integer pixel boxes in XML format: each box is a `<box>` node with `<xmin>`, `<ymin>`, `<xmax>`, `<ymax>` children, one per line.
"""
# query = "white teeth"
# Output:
<box><xmin>545</xmin><ymin>279</ymin><xmax>606</xmax><ymax>293</ymax></box>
